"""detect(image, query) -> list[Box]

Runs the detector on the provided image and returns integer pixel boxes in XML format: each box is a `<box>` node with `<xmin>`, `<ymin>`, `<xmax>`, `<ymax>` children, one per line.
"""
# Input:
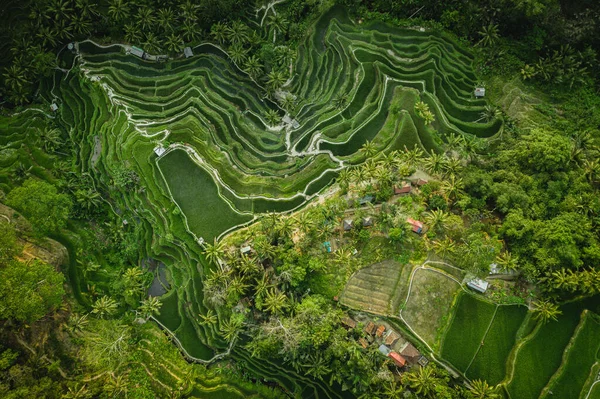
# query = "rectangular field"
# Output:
<box><xmin>440</xmin><ymin>292</ymin><xmax>496</xmax><ymax>372</ymax></box>
<box><xmin>465</xmin><ymin>304</ymin><xmax>528</xmax><ymax>385</ymax></box>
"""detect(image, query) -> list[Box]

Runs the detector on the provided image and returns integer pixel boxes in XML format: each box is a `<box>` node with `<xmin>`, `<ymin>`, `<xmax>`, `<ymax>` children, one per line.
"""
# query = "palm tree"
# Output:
<box><xmin>181</xmin><ymin>20</ymin><xmax>199</xmax><ymax>43</ymax></box>
<box><xmin>444</xmin><ymin>157</ymin><xmax>463</xmax><ymax>176</ymax></box>
<box><xmin>479</xmin><ymin>105</ymin><xmax>501</xmax><ymax>123</ymax></box>
<box><xmin>583</xmin><ymin>159</ymin><xmax>599</xmax><ymax>183</ymax></box>
<box><xmin>337</xmin><ymin>168</ymin><xmax>351</xmax><ymax>191</ymax></box>
<box><xmin>124</xmin><ymin>23</ymin><xmax>142</xmax><ymax>44</ymax></box>
<box><xmin>157</xmin><ymin>8</ymin><xmax>175</xmax><ymax>32</ymax></box>
<box><xmin>264</xmin><ymin>288</ymin><xmax>288</xmax><ymax>314</ymax></box>
<box><xmin>495</xmin><ymin>251</ymin><xmax>519</xmax><ymax>272</ymax></box>
<box><xmin>66</xmin><ymin>313</ymin><xmax>89</xmax><ymax>334</ymax></box>
<box><xmin>227</xmin><ymin>21</ymin><xmax>250</xmax><ymax>45</ymax></box>
<box><xmin>144</xmin><ymin>31</ymin><xmax>162</xmax><ymax>54</ymax></box>
<box><xmin>70</xmin><ymin>15</ymin><xmax>92</xmax><ymax>36</ymax></box>
<box><xmin>46</xmin><ymin>0</ymin><xmax>73</xmax><ymax>20</ymax></box>
<box><xmin>382</xmin><ymin>380</ymin><xmax>404</xmax><ymax>398</ymax></box>
<box><xmin>3</xmin><ymin>64</ymin><xmax>30</xmax><ymax>91</ymax></box>
<box><xmin>104</xmin><ymin>374</ymin><xmax>128</xmax><ymax>398</ymax></box>
<box><xmin>164</xmin><ymin>33</ymin><xmax>183</xmax><ymax>54</ymax></box>
<box><xmin>334</xmin><ymin>248</ymin><xmax>351</xmax><ymax>267</ymax></box>
<box><xmin>75</xmin><ymin>0</ymin><xmax>97</xmax><ymax>17</ymax></box>
<box><xmin>267</xmin><ymin>13</ymin><xmax>288</xmax><ymax>42</ymax></box>
<box><xmin>478</xmin><ymin>23</ymin><xmax>500</xmax><ymax>47</ymax></box>
<box><xmin>198</xmin><ymin>309</ymin><xmax>217</xmax><ymax>325</ymax></box>
<box><xmin>549</xmin><ymin>269</ymin><xmax>575</xmax><ymax>292</ymax></box>
<box><xmin>264</xmin><ymin>109</ymin><xmax>281</xmax><ymax>126</ymax></box>
<box><xmin>361</xmin><ymin>140</ymin><xmax>377</xmax><ymax>158</ymax></box>
<box><xmin>204</xmin><ymin>238</ymin><xmax>225</xmax><ymax>267</ymax></box>
<box><xmin>254</xmin><ymin>273</ymin><xmax>272</xmax><ymax>302</ymax></box>
<box><xmin>469</xmin><ymin>379</ymin><xmax>500</xmax><ymax>399</ymax></box>
<box><xmin>402</xmin><ymin>145</ymin><xmax>424</xmax><ymax>169</ymax></box>
<box><xmin>228</xmin><ymin>43</ymin><xmax>248</xmax><ymax>65</ymax></box>
<box><xmin>137</xmin><ymin>7</ymin><xmax>155</xmax><ymax>32</ymax></box>
<box><xmin>532</xmin><ymin>300</ymin><xmax>562</xmax><ymax>324</ymax></box>
<box><xmin>402</xmin><ymin>366</ymin><xmax>437</xmax><ymax>398</ymax></box>
<box><xmin>211</xmin><ymin>22</ymin><xmax>227</xmax><ymax>44</ymax></box>
<box><xmin>139</xmin><ymin>296</ymin><xmax>162</xmax><ymax>319</ymax></box>
<box><xmin>275</xmin><ymin>45</ymin><xmax>296</xmax><ymax>67</ymax></box>
<box><xmin>423</xmin><ymin>153</ymin><xmax>446</xmax><ymax>176</ymax></box>
<box><xmin>62</xmin><ymin>383</ymin><xmax>90</xmax><ymax>399</ymax></box>
<box><xmin>445</xmin><ymin>132</ymin><xmax>465</xmax><ymax>149</ymax></box>
<box><xmin>244</xmin><ymin>55</ymin><xmax>263</xmax><ymax>79</ymax></box>
<box><xmin>280</xmin><ymin>93</ymin><xmax>296</xmax><ymax>113</ymax></box>
<box><xmin>91</xmin><ymin>296</ymin><xmax>118</xmax><ymax>319</ymax></box>
<box><xmin>75</xmin><ymin>188</ymin><xmax>102</xmax><ymax>212</ymax></box>
<box><xmin>37</xmin><ymin>26</ymin><xmax>58</xmax><ymax>48</ymax></box>
<box><xmin>108</xmin><ymin>0</ymin><xmax>130</xmax><ymax>23</ymax></box>
<box><xmin>424</xmin><ymin>209</ymin><xmax>450</xmax><ymax>233</ymax></box>
<box><xmin>179</xmin><ymin>0</ymin><xmax>197</xmax><ymax>21</ymax></box>
<box><xmin>266</xmin><ymin>69</ymin><xmax>287</xmax><ymax>91</ymax></box>
<box><xmin>303</xmin><ymin>354</ymin><xmax>331</xmax><ymax>380</ymax></box>
<box><xmin>441</xmin><ymin>174</ymin><xmax>464</xmax><ymax>203</ymax></box>
<box><xmin>220</xmin><ymin>316</ymin><xmax>243</xmax><ymax>342</ymax></box>
<box><xmin>276</xmin><ymin>216</ymin><xmax>294</xmax><ymax>239</ymax></box>
<box><xmin>433</xmin><ymin>238</ymin><xmax>455</xmax><ymax>259</ymax></box>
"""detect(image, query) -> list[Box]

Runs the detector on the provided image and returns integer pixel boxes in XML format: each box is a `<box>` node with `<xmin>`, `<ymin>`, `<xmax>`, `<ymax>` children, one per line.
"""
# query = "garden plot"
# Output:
<box><xmin>401</xmin><ymin>266</ymin><xmax>462</xmax><ymax>349</ymax></box>
<box><xmin>340</xmin><ymin>260</ymin><xmax>411</xmax><ymax>315</ymax></box>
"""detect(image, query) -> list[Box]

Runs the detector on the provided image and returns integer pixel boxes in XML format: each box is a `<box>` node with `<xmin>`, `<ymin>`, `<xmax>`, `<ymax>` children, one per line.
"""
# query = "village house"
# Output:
<box><xmin>388</xmin><ymin>351</ymin><xmax>406</xmax><ymax>367</ymax></box>
<box><xmin>341</xmin><ymin>317</ymin><xmax>357</xmax><ymax>329</ymax></box>
<box><xmin>474</xmin><ymin>87</ymin><xmax>486</xmax><ymax>98</ymax></box>
<box><xmin>384</xmin><ymin>331</ymin><xmax>400</xmax><ymax>347</ymax></box>
<box><xmin>343</xmin><ymin>219</ymin><xmax>353</xmax><ymax>231</ymax></box>
<box><xmin>407</xmin><ymin>217</ymin><xmax>424</xmax><ymax>234</ymax></box>
<box><xmin>376</xmin><ymin>324</ymin><xmax>386</xmax><ymax>338</ymax></box>
<box><xmin>394</xmin><ymin>182</ymin><xmax>412</xmax><ymax>195</ymax></box>
<box><xmin>467</xmin><ymin>278</ymin><xmax>489</xmax><ymax>293</ymax></box>
<box><xmin>364</xmin><ymin>321</ymin><xmax>376</xmax><ymax>336</ymax></box>
<box><xmin>399</xmin><ymin>343</ymin><xmax>421</xmax><ymax>364</ymax></box>
<box><xmin>358</xmin><ymin>338</ymin><xmax>369</xmax><ymax>349</ymax></box>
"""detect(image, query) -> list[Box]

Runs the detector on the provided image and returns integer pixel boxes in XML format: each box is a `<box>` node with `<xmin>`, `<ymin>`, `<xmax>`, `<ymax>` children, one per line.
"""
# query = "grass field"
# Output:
<box><xmin>440</xmin><ymin>292</ymin><xmax>496</xmax><ymax>372</ymax></box>
<box><xmin>401</xmin><ymin>267</ymin><xmax>461</xmax><ymax>349</ymax></box>
<box><xmin>465</xmin><ymin>304</ymin><xmax>528</xmax><ymax>385</ymax></box>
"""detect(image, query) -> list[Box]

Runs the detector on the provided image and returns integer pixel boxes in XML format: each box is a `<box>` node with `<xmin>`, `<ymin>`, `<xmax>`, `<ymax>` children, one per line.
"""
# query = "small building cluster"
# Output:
<box><xmin>342</xmin><ymin>316</ymin><xmax>428</xmax><ymax>373</ymax></box>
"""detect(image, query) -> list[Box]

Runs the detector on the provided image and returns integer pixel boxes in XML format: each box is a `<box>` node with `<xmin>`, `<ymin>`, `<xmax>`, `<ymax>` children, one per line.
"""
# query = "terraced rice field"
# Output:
<box><xmin>2</xmin><ymin>5</ymin><xmax>504</xmax><ymax>397</ymax></box>
<box><xmin>340</xmin><ymin>260</ymin><xmax>410</xmax><ymax>314</ymax></box>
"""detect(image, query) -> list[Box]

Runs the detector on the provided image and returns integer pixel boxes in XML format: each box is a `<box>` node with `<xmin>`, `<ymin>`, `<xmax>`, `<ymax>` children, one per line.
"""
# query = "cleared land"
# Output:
<box><xmin>440</xmin><ymin>292</ymin><xmax>496</xmax><ymax>372</ymax></box>
<box><xmin>340</xmin><ymin>260</ymin><xmax>411</xmax><ymax>315</ymax></box>
<box><xmin>401</xmin><ymin>267</ymin><xmax>461</xmax><ymax>349</ymax></box>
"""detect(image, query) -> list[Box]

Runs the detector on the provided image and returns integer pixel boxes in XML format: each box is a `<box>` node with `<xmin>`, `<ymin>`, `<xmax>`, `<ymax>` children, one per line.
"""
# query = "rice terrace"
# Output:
<box><xmin>1</xmin><ymin>0</ymin><xmax>600</xmax><ymax>398</ymax></box>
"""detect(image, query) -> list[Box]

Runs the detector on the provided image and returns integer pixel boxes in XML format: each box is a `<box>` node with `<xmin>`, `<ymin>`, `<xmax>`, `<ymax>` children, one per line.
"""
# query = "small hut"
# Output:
<box><xmin>474</xmin><ymin>87</ymin><xmax>486</xmax><ymax>98</ymax></box>
<box><xmin>184</xmin><ymin>47</ymin><xmax>193</xmax><ymax>58</ymax></box>
<box><xmin>343</xmin><ymin>219</ymin><xmax>353</xmax><ymax>231</ymax></box>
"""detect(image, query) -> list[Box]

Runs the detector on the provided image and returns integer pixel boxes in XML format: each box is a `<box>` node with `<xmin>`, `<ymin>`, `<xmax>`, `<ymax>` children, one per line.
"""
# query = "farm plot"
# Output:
<box><xmin>401</xmin><ymin>267</ymin><xmax>462</xmax><ymax>349</ymax></box>
<box><xmin>507</xmin><ymin>302</ymin><xmax>586</xmax><ymax>399</ymax></box>
<box><xmin>540</xmin><ymin>311</ymin><xmax>600</xmax><ymax>399</ymax></box>
<box><xmin>465</xmin><ymin>304</ymin><xmax>528</xmax><ymax>385</ymax></box>
<box><xmin>440</xmin><ymin>292</ymin><xmax>496</xmax><ymax>371</ymax></box>
<box><xmin>340</xmin><ymin>260</ymin><xmax>411</xmax><ymax>315</ymax></box>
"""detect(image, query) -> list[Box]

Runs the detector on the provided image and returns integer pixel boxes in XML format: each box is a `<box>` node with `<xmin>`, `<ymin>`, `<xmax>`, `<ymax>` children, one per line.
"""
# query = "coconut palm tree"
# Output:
<box><xmin>424</xmin><ymin>209</ymin><xmax>450</xmax><ymax>233</ymax></box>
<box><xmin>46</xmin><ymin>0</ymin><xmax>73</xmax><ymax>20</ymax></box>
<box><xmin>227</xmin><ymin>21</ymin><xmax>250</xmax><ymax>45</ymax></box>
<box><xmin>228</xmin><ymin>43</ymin><xmax>248</xmax><ymax>65</ymax></box>
<box><xmin>204</xmin><ymin>238</ymin><xmax>225</xmax><ymax>268</ymax></box>
<box><xmin>361</xmin><ymin>140</ymin><xmax>377</xmax><ymax>158</ymax></box>
<box><xmin>495</xmin><ymin>251</ymin><xmax>519</xmax><ymax>272</ymax></box>
<box><xmin>144</xmin><ymin>31</ymin><xmax>162</xmax><ymax>54</ymax></box>
<box><xmin>66</xmin><ymin>313</ymin><xmax>89</xmax><ymax>334</ymax></box>
<box><xmin>198</xmin><ymin>309</ymin><xmax>217</xmax><ymax>325</ymax></box>
<box><xmin>303</xmin><ymin>354</ymin><xmax>331</xmax><ymax>380</ymax></box>
<box><xmin>532</xmin><ymin>300</ymin><xmax>562</xmax><ymax>324</ymax></box>
<box><xmin>402</xmin><ymin>145</ymin><xmax>424</xmax><ymax>169</ymax></box>
<box><xmin>220</xmin><ymin>316</ymin><xmax>243</xmax><ymax>342</ymax></box>
<box><xmin>266</xmin><ymin>69</ymin><xmax>287</xmax><ymax>91</ymax></box>
<box><xmin>211</xmin><ymin>22</ymin><xmax>227</xmax><ymax>44</ymax></box>
<box><xmin>382</xmin><ymin>380</ymin><xmax>404</xmax><ymax>398</ymax></box>
<box><xmin>264</xmin><ymin>288</ymin><xmax>288</xmax><ymax>314</ymax></box>
<box><xmin>179</xmin><ymin>0</ymin><xmax>197</xmax><ymax>21</ymax></box>
<box><xmin>139</xmin><ymin>296</ymin><xmax>162</xmax><ymax>319</ymax></box>
<box><xmin>62</xmin><ymin>383</ymin><xmax>90</xmax><ymax>399</ymax></box>
<box><xmin>70</xmin><ymin>15</ymin><xmax>92</xmax><ymax>36</ymax></box>
<box><xmin>441</xmin><ymin>174</ymin><xmax>464</xmax><ymax>203</ymax></box>
<box><xmin>443</xmin><ymin>157</ymin><xmax>463</xmax><ymax>176</ymax></box>
<box><xmin>478</xmin><ymin>23</ymin><xmax>500</xmax><ymax>47</ymax></box>
<box><xmin>275</xmin><ymin>45</ymin><xmax>296</xmax><ymax>67</ymax></box>
<box><xmin>124</xmin><ymin>23</ymin><xmax>142</xmax><ymax>44</ymax></box>
<box><xmin>104</xmin><ymin>374</ymin><xmax>128</xmax><ymax>398</ymax></box>
<box><xmin>75</xmin><ymin>0</ymin><xmax>97</xmax><ymax>17</ymax></box>
<box><xmin>479</xmin><ymin>105</ymin><xmax>501</xmax><ymax>123</ymax></box>
<box><xmin>164</xmin><ymin>33</ymin><xmax>183</xmax><ymax>54</ymax></box>
<box><xmin>37</xmin><ymin>26</ymin><xmax>59</xmax><ymax>48</ymax></box>
<box><xmin>433</xmin><ymin>238</ymin><xmax>455</xmax><ymax>259</ymax></box>
<box><xmin>108</xmin><ymin>0</ymin><xmax>130</xmax><ymax>23</ymax></box>
<box><xmin>91</xmin><ymin>296</ymin><xmax>118</xmax><ymax>319</ymax></box>
<box><xmin>423</xmin><ymin>153</ymin><xmax>446</xmax><ymax>176</ymax></box>
<box><xmin>402</xmin><ymin>366</ymin><xmax>437</xmax><ymax>397</ymax></box>
<box><xmin>244</xmin><ymin>55</ymin><xmax>263</xmax><ymax>79</ymax></box>
<box><xmin>157</xmin><ymin>8</ymin><xmax>175</xmax><ymax>32</ymax></box>
<box><xmin>337</xmin><ymin>168</ymin><xmax>351</xmax><ymax>191</ymax></box>
<box><xmin>264</xmin><ymin>109</ymin><xmax>281</xmax><ymax>126</ymax></box>
<box><xmin>267</xmin><ymin>13</ymin><xmax>288</xmax><ymax>42</ymax></box>
<box><xmin>181</xmin><ymin>20</ymin><xmax>199</xmax><ymax>43</ymax></box>
<box><xmin>137</xmin><ymin>7</ymin><xmax>155</xmax><ymax>32</ymax></box>
<box><xmin>74</xmin><ymin>188</ymin><xmax>102</xmax><ymax>213</ymax></box>
<box><xmin>280</xmin><ymin>93</ymin><xmax>296</xmax><ymax>113</ymax></box>
<box><xmin>469</xmin><ymin>379</ymin><xmax>500</xmax><ymax>399</ymax></box>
